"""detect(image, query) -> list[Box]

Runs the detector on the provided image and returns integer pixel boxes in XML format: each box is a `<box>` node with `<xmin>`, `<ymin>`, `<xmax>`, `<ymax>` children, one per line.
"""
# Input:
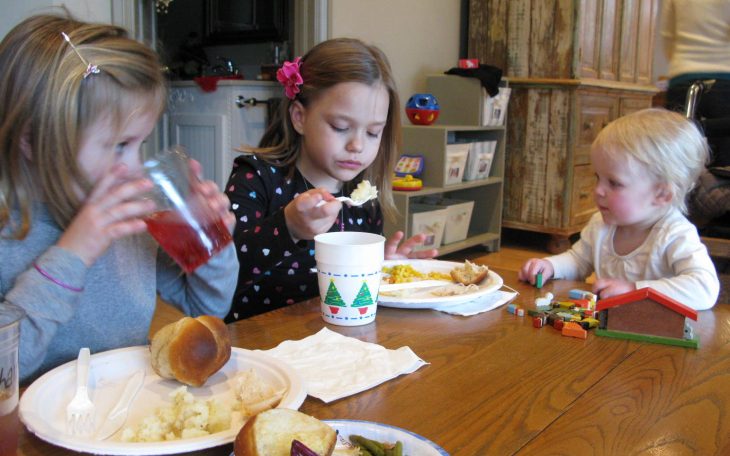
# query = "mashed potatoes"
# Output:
<box><xmin>120</xmin><ymin>386</ymin><xmax>231</xmax><ymax>442</ymax></box>
<box><xmin>120</xmin><ymin>368</ymin><xmax>283</xmax><ymax>442</ymax></box>
<box><xmin>350</xmin><ymin>180</ymin><xmax>377</xmax><ymax>202</ymax></box>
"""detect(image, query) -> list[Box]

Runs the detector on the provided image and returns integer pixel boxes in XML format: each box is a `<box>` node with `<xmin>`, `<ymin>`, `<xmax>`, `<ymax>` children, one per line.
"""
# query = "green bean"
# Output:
<box><xmin>393</xmin><ymin>441</ymin><xmax>403</xmax><ymax>456</ymax></box>
<box><xmin>350</xmin><ymin>435</ymin><xmax>385</xmax><ymax>456</ymax></box>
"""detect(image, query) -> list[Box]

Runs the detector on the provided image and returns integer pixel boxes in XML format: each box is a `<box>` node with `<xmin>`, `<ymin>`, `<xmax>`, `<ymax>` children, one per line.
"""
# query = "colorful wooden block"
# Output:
<box><xmin>562</xmin><ymin>322</ymin><xmax>588</xmax><ymax>339</ymax></box>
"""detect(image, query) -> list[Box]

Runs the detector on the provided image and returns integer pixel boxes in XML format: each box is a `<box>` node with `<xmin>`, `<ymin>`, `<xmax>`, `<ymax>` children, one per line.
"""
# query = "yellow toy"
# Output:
<box><xmin>392</xmin><ymin>174</ymin><xmax>423</xmax><ymax>191</ymax></box>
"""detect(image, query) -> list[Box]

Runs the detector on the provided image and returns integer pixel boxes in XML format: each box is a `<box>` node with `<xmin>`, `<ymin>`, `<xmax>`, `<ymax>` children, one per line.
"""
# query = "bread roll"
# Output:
<box><xmin>450</xmin><ymin>260</ymin><xmax>489</xmax><ymax>285</ymax></box>
<box><xmin>150</xmin><ymin>315</ymin><xmax>231</xmax><ymax>387</ymax></box>
<box><xmin>234</xmin><ymin>409</ymin><xmax>336</xmax><ymax>456</ymax></box>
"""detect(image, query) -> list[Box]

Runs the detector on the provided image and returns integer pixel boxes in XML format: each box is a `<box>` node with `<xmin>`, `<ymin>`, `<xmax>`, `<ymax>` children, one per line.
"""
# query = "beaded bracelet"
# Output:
<box><xmin>33</xmin><ymin>262</ymin><xmax>84</xmax><ymax>292</ymax></box>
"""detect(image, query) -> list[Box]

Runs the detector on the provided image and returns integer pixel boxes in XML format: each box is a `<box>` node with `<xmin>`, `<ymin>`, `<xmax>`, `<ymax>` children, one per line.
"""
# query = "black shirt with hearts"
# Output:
<box><xmin>224</xmin><ymin>154</ymin><xmax>383</xmax><ymax>321</ymax></box>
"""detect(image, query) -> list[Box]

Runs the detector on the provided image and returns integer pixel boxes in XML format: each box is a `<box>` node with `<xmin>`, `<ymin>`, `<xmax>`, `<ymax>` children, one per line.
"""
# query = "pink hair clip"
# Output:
<box><xmin>276</xmin><ymin>57</ymin><xmax>303</xmax><ymax>100</ymax></box>
<box><xmin>61</xmin><ymin>32</ymin><xmax>100</xmax><ymax>78</ymax></box>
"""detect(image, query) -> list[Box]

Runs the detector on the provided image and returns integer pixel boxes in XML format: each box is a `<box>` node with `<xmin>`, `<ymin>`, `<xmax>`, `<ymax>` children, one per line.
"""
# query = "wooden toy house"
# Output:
<box><xmin>595</xmin><ymin>288</ymin><xmax>699</xmax><ymax>348</ymax></box>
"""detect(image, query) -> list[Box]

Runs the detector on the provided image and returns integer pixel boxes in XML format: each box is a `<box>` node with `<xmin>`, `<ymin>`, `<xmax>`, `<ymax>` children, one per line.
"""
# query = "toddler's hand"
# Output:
<box><xmin>384</xmin><ymin>231</ymin><xmax>438</xmax><ymax>260</ymax></box>
<box><xmin>284</xmin><ymin>189</ymin><xmax>340</xmax><ymax>242</ymax></box>
<box><xmin>189</xmin><ymin>160</ymin><xmax>235</xmax><ymax>233</ymax></box>
<box><xmin>592</xmin><ymin>278</ymin><xmax>635</xmax><ymax>299</ymax></box>
<box><xmin>518</xmin><ymin>258</ymin><xmax>554</xmax><ymax>285</ymax></box>
<box><xmin>58</xmin><ymin>164</ymin><xmax>155</xmax><ymax>266</ymax></box>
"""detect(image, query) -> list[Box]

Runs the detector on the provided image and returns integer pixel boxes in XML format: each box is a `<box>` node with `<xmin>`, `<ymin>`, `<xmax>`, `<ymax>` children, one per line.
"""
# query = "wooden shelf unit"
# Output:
<box><xmin>385</xmin><ymin>124</ymin><xmax>505</xmax><ymax>254</ymax></box>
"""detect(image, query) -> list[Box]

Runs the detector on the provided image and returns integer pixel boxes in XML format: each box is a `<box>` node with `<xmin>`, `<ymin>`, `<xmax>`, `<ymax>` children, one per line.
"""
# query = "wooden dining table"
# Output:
<box><xmin>17</xmin><ymin>266</ymin><xmax>730</xmax><ymax>455</ymax></box>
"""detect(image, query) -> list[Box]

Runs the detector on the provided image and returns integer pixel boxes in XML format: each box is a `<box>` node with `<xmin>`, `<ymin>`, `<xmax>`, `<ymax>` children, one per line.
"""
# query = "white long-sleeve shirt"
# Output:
<box><xmin>547</xmin><ymin>210</ymin><xmax>719</xmax><ymax>310</ymax></box>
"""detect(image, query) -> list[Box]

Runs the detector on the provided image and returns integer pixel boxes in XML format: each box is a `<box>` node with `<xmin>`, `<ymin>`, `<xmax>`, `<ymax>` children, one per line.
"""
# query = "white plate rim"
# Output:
<box><xmin>379</xmin><ymin>259</ymin><xmax>502</xmax><ymax>309</ymax></box>
<box><xmin>325</xmin><ymin>419</ymin><xmax>449</xmax><ymax>455</ymax></box>
<box><xmin>19</xmin><ymin>345</ymin><xmax>307</xmax><ymax>455</ymax></box>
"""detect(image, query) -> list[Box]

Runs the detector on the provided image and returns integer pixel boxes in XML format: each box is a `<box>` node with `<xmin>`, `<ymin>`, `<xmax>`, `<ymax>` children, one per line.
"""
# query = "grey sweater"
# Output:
<box><xmin>1</xmin><ymin>204</ymin><xmax>239</xmax><ymax>384</ymax></box>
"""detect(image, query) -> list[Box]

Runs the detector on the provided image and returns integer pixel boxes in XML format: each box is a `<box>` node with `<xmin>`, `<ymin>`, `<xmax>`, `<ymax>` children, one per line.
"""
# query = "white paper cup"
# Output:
<box><xmin>314</xmin><ymin>232</ymin><xmax>385</xmax><ymax>326</ymax></box>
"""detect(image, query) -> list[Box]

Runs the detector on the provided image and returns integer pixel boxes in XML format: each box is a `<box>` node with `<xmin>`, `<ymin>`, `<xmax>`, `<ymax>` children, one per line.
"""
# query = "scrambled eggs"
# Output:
<box><xmin>382</xmin><ymin>264</ymin><xmax>451</xmax><ymax>284</ymax></box>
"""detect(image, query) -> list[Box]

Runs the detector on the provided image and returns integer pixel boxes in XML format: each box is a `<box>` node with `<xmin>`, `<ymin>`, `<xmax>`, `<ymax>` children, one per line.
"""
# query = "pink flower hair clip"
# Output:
<box><xmin>61</xmin><ymin>32</ymin><xmax>100</xmax><ymax>78</ymax></box>
<box><xmin>276</xmin><ymin>57</ymin><xmax>303</xmax><ymax>100</ymax></box>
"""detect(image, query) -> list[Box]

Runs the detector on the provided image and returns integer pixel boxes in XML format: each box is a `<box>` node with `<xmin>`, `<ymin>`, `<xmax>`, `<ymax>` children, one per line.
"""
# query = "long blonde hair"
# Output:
<box><xmin>0</xmin><ymin>14</ymin><xmax>166</xmax><ymax>239</ymax></box>
<box><xmin>592</xmin><ymin>108</ymin><xmax>709</xmax><ymax>214</ymax></box>
<box><xmin>250</xmin><ymin>38</ymin><xmax>400</xmax><ymax>220</ymax></box>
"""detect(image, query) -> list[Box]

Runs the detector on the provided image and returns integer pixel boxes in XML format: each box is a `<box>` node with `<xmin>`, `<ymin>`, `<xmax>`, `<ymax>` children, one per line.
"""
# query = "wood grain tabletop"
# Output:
<box><xmin>16</xmin><ymin>267</ymin><xmax>730</xmax><ymax>456</ymax></box>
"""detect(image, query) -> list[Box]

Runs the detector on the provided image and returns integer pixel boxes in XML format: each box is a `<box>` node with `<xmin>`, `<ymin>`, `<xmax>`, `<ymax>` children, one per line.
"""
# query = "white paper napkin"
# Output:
<box><xmin>260</xmin><ymin>327</ymin><xmax>428</xmax><ymax>403</ymax></box>
<box><xmin>432</xmin><ymin>289</ymin><xmax>518</xmax><ymax>316</ymax></box>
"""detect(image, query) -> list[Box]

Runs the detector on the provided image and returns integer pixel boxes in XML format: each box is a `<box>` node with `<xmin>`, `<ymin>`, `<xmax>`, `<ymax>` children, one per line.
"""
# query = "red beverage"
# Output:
<box><xmin>145</xmin><ymin>210</ymin><xmax>232</xmax><ymax>273</ymax></box>
<box><xmin>0</xmin><ymin>405</ymin><xmax>18</xmax><ymax>456</ymax></box>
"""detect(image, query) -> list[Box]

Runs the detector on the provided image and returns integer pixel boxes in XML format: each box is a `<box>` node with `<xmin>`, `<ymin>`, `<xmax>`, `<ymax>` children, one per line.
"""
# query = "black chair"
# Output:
<box><xmin>683</xmin><ymin>80</ymin><xmax>730</xmax><ymax>259</ymax></box>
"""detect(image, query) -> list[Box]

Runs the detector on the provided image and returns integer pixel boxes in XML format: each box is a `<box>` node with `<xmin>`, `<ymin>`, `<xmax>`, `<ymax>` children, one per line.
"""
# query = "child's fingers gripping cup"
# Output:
<box><xmin>143</xmin><ymin>146</ymin><xmax>232</xmax><ymax>273</ymax></box>
<box><xmin>314</xmin><ymin>232</ymin><xmax>386</xmax><ymax>326</ymax></box>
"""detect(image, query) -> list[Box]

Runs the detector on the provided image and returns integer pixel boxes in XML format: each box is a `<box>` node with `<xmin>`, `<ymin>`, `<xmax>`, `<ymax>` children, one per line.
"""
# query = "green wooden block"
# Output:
<box><xmin>595</xmin><ymin>328</ymin><xmax>699</xmax><ymax>349</ymax></box>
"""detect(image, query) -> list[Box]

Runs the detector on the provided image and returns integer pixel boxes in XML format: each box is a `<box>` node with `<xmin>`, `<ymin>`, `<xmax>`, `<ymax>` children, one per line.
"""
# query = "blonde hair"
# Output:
<box><xmin>0</xmin><ymin>14</ymin><xmax>166</xmax><ymax>239</ymax></box>
<box><xmin>592</xmin><ymin>108</ymin><xmax>709</xmax><ymax>214</ymax></box>
<box><xmin>249</xmin><ymin>38</ymin><xmax>400</xmax><ymax>220</ymax></box>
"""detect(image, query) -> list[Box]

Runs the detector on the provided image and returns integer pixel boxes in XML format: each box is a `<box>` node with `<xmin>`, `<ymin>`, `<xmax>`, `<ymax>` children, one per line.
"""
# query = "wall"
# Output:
<box><xmin>0</xmin><ymin>0</ymin><xmax>112</xmax><ymax>38</ymax></box>
<box><xmin>329</xmin><ymin>0</ymin><xmax>461</xmax><ymax>112</ymax></box>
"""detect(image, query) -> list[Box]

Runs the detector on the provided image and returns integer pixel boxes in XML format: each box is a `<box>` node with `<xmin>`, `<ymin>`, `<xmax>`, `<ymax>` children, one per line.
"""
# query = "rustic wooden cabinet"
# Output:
<box><xmin>468</xmin><ymin>0</ymin><xmax>658</xmax><ymax>251</ymax></box>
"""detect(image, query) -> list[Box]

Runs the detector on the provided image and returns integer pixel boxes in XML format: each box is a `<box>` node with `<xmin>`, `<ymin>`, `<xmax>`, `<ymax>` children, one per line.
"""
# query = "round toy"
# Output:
<box><xmin>405</xmin><ymin>93</ymin><xmax>440</xmax><ymax>125</ymax></box>
<box><xmin>392</xmin><ymin>174</ymin><xmax>423</xmax><ymax>191</ymax></box>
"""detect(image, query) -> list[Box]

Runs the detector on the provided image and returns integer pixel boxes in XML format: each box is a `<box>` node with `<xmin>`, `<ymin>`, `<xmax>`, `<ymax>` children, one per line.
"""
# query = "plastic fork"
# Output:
<box><xmin>315</xmin><ymin>195</ymin><xmax>376</xmax><ymax>207</ymax></box>
<box><xmin>66</xmin><ymin>347</ymin><xmax>95</xmax><ymax>437</ymax></box>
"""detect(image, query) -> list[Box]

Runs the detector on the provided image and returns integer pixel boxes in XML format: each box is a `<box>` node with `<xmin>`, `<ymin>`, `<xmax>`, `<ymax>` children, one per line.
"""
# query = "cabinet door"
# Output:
<box><xmin>169</xmin><ymin>113</ymin><xmax>227</xmax><ymax>189</ymax></box>
<box><xmin>575</xmin><ymin>93</ymin><xmax>618</xmax><ymax>165</ymax></box>
<box><xmin>619</xmin><ymin>0</ymin><xmax>640</xmax><ymax>82</ymax></box>
<box><xmin>598</xmin><ymin>0</ymin><xmax>619</xmax><ymax>80</ymax></box>
<box><xmin>635</xmin><ymin>0</ymin><xmax>658</xmax><ymax>85</ymax></box>
<box><xmin>579</xmin><ymin>0</ymin><xmax>601</xmax><ymax>79</ymax></box>
<box><xmin>570</xmin><ymin>164</ymin><xmax>596</xmax><ymax>226</ymax></box>
<box><xmin>619</xmin><ymin>96</ymin><xmax>651</xmax><ymax>116</ymax></box>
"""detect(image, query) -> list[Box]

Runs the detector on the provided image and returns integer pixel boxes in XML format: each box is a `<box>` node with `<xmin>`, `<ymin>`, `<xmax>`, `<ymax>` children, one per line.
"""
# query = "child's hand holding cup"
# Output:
<box><xmin>143</xmin><ymin>146</ymin><xmax>232</xmax><ymax>273</ymax></box>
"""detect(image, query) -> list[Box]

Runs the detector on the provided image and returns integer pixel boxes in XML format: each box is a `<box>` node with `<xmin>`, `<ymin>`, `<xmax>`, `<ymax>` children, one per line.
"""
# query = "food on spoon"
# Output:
<box><xmin>150</xmin><ymin>315</ymin><xmax>232</xmax><ymax>387</ymax></box>
<box><xmin>382</xmin><ymin>264</ymin><xmax>452</xmax><ymax>284</ymax></box>
<box><xmin>349</xmin><ymin>180</ymin><xmax>378</xmax><ymax>202</ymax></box>
<box><xmin>450</xmin><ymin>260</ymin><xmax>489</xmax><ymax>285</ymax></box>
<box><xmin>234</xmin><ymin>409</ymin><xmax>336</xmax><ymax>456</ymax></box>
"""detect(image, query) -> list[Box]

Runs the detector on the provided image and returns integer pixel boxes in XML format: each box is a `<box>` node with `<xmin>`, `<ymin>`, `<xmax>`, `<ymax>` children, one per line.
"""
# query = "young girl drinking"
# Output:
<box><xmin>226</xmin><ymin>38</ymin><xmax>436</xmax><ymax>320</ymax></box>
<box><xmin>0</xmin><ymin>14</ymin><xmax>238</xmax><ymax>383</ymax></box>
<box><xmin>519</xmin><ymin>108</ymin><xmax>719</xmax><ymax>310</ymax></box>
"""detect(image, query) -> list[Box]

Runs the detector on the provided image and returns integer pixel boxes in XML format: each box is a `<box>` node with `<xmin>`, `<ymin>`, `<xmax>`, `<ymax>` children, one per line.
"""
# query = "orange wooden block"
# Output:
<box><xmin>562</xmin><ymin>322</ymin><xmax>587</xmax><ymax>339</ymax></box>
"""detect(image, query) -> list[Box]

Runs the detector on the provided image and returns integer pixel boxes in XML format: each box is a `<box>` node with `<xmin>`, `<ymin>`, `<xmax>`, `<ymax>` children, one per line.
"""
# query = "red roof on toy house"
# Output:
<box><xmin>596</xmin><ymin>287</ymin><xmax>697</xmax><ymax>339</ymax></box>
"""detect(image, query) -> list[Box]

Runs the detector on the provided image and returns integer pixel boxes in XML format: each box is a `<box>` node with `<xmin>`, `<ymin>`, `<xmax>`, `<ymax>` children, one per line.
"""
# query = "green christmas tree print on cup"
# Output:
<box><xmin>324</xmin><ymin>279</ymin><xmax>347</xmax><ymax>313</ymax></box>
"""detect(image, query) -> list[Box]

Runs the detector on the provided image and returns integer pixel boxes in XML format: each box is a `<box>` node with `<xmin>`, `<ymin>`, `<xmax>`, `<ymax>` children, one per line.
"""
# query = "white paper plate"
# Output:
<box><xmin>379</xmin><ymin>259</ymin><xmax>502</xmax><ymax>309</ymax></box>
<box><xmin>327</xmin><ymin>419</ymin><xmax>449</xmax><ymax>455</ymax></box>
<box><xmin>20</xmin><ymin>346</ymin><xmax>306</xmax><ymax>455</ymax></box>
